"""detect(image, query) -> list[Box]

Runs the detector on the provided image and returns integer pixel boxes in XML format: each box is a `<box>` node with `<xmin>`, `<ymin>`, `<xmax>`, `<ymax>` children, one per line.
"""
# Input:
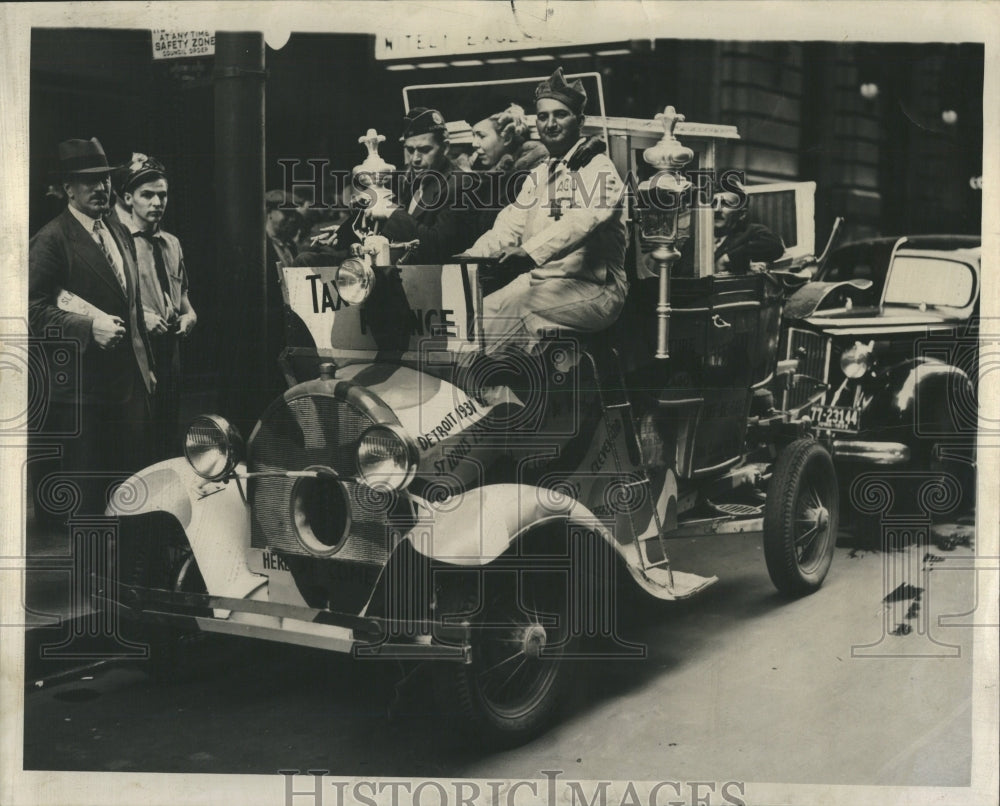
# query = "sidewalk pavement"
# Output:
<box><xmin>20</xmin><ymin>377</ymin><xmax>219</xmax><ymax>685</ymax></box>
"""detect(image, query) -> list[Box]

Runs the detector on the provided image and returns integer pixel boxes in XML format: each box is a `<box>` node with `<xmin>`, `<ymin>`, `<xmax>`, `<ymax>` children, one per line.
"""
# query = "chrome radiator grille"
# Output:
<box><xmin>249</xmin><ymin>393</ymin><xmax>390</xmax><ymax>561</ymax></box>
<box><xmin>784</xmin><ymin>328</ymin><xmax>830</xmax><ymax>410</ymax></box>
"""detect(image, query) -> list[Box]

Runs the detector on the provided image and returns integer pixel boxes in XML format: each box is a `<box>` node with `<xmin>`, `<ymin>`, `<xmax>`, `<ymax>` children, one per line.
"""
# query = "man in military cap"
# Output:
<box><xmin>466</xmin><ymin>67</ymin><xmax>628</xmax><ymax>352</ymax></box>
<box><xmin>29</xmin><ymin>137</ymin><xmax>156</xmax><ymax>514</ymax></box>
<box><xmin>360</xmin><ymin>106</ymin><xmax>485</xmax><ymax>264</ymax></box>
<box><xmin>123</xmin><ymin>153</ymin><xmax>198</xmax><ymax>460</ymax></box>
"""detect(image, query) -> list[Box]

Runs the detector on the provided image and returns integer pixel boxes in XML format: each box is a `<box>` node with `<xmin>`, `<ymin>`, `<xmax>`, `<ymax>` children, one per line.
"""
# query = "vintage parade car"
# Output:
<box><xmin>779</xmin><ymin>234</ymin><xmax>980</xmax><ymax>518</ymax></box>
<box><xmin>98</xmin><ymin>78</ymin><xmax>839</xmax><ymax>745</ymax></box>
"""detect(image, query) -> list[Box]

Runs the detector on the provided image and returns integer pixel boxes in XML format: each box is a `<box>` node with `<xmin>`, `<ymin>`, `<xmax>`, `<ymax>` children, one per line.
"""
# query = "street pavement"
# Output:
<box><xmin>14</xmin><ymin>520</ymin><xmax>979</xmax><ymax>787</ymax></box>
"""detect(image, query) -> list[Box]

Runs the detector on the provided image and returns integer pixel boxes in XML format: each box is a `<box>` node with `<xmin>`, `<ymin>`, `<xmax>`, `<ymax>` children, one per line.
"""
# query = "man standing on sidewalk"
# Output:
<box><xmin>123</xmin><ymin>154</ymin><xmax>197</xmax><ymax>460</ymax></box>
<box><xmin>29</xmin><ymin>137</ymin><xmax>156</xmax><ymax>515</ymax></box>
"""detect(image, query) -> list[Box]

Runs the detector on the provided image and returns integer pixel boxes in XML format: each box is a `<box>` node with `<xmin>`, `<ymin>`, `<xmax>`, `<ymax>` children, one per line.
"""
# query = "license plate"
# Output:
<box><xmin>248</xmin><ymin>548</ymin><xmax>293</xmax><ymax>576</ymax></box>
<box><xmin>810</xmin><ymin>404</ymin><xmax>860</xmax><ymax>433</ymax></box>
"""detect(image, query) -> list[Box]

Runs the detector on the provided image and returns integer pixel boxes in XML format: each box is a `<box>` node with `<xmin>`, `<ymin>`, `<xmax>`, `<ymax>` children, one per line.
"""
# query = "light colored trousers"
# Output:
<box><xmin>481</xmin><ymin>273</ymin><xmax>626</xmax><ymax>353</ymax></box>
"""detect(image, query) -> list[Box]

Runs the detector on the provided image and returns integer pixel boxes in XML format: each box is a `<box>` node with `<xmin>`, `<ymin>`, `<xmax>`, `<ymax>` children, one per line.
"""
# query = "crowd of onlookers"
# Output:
<box><xmin>29</xmin><ymin>139</ymin><xmax>197</xmax><ymax>517</ymax></box>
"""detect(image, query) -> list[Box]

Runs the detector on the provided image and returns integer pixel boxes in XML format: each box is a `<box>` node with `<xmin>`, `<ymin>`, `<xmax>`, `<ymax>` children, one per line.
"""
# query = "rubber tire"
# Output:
<box><xmin>435</xmin><ymin>568</ymin><xmax>577</xmax><ymax>748</ymax></box>
<box><xmin>764</xmin><ymin>438</ymin><xmax>839</xmax><ymax>597</ymax></box>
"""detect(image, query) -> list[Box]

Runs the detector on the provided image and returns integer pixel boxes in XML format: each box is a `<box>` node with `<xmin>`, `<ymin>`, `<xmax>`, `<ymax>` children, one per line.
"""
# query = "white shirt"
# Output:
<box><xmin>67</xmin><ymin>203</ymin><xmax>126</xmax><ymax>288</ymax></box>
<box><xmin>468</xmin><ymin>137</ymin><xmax>628</xmax><ymax>293</ymax></box>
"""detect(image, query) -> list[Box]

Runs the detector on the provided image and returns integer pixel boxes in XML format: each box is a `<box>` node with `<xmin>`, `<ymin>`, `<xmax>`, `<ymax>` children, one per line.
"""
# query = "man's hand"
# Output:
<box><xmin>496</xmin><ymin>246</ymin><xmax>536</xmax><ymax>274</ymax></box>
<box><xmin>92</xmin><ymin>314</ymin><xmax>126</xmax><ymax>350</ymax></box>
<box><xmin>144</xmin><ymin>310</ymin><xmax>169</xmax><ymax>335</ymax></box>
<box><xmin>366</xmin><ymin>187</ymin><xmax>399</xmax><ymax>221</ymax></box>
<box><xmin>310</xmin><ymin>224</ymin><xmax>339</xmax><ymax>247</ymax></box>
<box><xmin>177</xmin><ymin>313</ymin><xmax>197</xmax><ymax>338</ymax></box>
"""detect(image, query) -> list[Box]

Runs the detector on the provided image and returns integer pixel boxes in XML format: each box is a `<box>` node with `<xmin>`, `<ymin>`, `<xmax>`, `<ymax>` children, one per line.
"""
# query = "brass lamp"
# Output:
<box><xmin>636</xmin><ymin>107</ymin><xmax>694</xmax><ymax>359</ymax></box>
<box><xmin>350</xmin><ymin>129</ymin><xmax>396</xmax><ymax>264</ymax></box>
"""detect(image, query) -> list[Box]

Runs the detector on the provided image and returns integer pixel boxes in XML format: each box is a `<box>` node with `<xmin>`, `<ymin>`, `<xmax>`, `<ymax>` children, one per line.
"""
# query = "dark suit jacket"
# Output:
<box><xmin>715</xmin><ymin>223</ymin><xmax>785</xmax><ymax>274</ymax></box>
<box><xmin>380</xmin><ymin>161</ymin><xmax>486</xmax><ymax>264</ymax></box>
<box><xmin>29</xmin><ymin>207</ymin><xmax>155</xmax><ymax>405</ymax></box>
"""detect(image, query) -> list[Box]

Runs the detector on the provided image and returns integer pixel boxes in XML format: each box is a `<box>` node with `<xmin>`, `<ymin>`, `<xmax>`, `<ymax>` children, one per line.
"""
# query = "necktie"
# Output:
<box><xmin>93</xmin><ymin>220</ymin><xmax>127</xmax><ymax>293</ymax></box>
<box><xmin>135</xmin><ymin>230</ymin><xmax>174</xmax><ymax>315</ymax></box>
<box><xmin>547</xmin><ymin>159</ymin><xmax>566</xmax><ymax>220</ymax></box>
<box><xmin>547</xmin><ymin>158</ymin><xmax>564</xmax><ymax>184</ymax></box>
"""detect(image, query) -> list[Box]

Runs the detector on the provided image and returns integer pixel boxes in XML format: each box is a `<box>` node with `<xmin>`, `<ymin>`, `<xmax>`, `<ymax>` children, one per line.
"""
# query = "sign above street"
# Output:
<box><xmin>376</xmin><ymin>31</ymin><xmax>616</xmax><ymax>60</ymax></box>
<box><xmin>151</xmin><ymin>30</ymin><xmax>215</xmax><ymax>60</ymax></box>
<box><xmin>373</xmin><ymin>4</ymin><xmax>630</xmax><ymax>61</ymax></box>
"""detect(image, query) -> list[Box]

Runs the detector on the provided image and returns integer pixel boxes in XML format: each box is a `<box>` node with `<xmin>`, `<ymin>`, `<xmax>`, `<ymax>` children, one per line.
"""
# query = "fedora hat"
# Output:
<box><xmin>57</xmin><ymin>137</ymin><xmax>113</xmax><ymax>176</ymax></box>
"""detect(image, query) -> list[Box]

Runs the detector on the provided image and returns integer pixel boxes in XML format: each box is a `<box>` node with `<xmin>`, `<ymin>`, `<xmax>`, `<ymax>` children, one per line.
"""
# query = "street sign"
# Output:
<box><xmin>151</xmin><ymin>30</ymin><xmax>215</xmax><ymax>60</ymax></box>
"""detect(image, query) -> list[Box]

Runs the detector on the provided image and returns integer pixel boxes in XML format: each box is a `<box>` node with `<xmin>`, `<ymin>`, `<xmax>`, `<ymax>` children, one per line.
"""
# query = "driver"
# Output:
<box><xmin>711</xmin><ymin>189</ymin><xmax>785</xmax><ymax>273</ymax></box>
<box><xmin>356</xmin><ymin>107</ymin><xmax>485</xmax><ymax>264</ymax></box>
<box><xmin>465</xmin><ymin>67</ymin><xmax>628</xmax><ymax>353</ymax></box>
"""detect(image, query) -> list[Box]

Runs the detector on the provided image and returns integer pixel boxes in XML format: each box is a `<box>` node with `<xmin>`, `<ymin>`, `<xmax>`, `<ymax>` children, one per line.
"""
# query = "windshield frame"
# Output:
<box><xmin>880</xmin><ymin>252</ymin><xmax>979</xmax><ymax>312</ymax></box>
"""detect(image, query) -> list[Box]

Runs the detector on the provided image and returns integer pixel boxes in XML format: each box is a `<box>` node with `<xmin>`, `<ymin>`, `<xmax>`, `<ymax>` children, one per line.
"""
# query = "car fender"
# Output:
<box><xmin>106</xmin><ymin>459</ymin><xmax>264</xmax><ymax>606</ymax></box>
<box><xmin>784</xmin><ymin>279</ymin><xmax>875</xmax><ymax>319</ymax></box>
<box><xmin>401</xmin><ymin>483</ymin><xmax>619</xmax><ymax>566</ymax></box>
<box><xmin>398</xmin><ymin>482</ymin><xmax>717</xmax><ymax>601</ymax></box>
<box><xmin>884</xmin><ymin>357</ymin><xmax>974</xmax><ymax>431</ymax></box>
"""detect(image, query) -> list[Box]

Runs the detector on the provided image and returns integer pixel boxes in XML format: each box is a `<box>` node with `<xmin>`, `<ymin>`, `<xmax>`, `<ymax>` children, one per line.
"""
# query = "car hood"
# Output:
<box><xmin>334</xmin><ymin>362</ymin><xmax>514</xmax><ymax>453</ymax></box>
<box><xmin>801</xmin><ymin>306</ymin><xmax>965</xmax><ymax>338</ymax></box>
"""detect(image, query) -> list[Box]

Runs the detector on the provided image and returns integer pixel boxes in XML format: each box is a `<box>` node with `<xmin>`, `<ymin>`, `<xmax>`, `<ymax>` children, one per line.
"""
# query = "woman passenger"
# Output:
<box><xmin>470</xmin><ymin>103</ymin><xmax>549</xmax><ymax>227</ymax></box>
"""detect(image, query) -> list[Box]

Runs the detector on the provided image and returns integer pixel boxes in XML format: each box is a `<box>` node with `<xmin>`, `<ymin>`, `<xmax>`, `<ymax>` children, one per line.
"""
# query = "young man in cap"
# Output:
<box><xmin>361</xmin><ymin>106</ymin><xmax>485</xmax><ymax>264</ymax></box>
<box><xmin>29</xmin><ymin>137</ymin><xmax>156</xmax><ymax>514</ymax></box>
<box><xmin>466</xmin><ymin>68</ymin><xmax>628</xmax><ymax>352</ymax></box>
<box><xmin>123</xmin><ymin>153</ymin><xmax>197</xmax><ymax>460</ymax></box>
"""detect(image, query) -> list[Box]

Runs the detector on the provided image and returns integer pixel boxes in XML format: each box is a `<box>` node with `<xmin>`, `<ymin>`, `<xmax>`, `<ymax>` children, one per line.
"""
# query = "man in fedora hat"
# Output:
<box><xmin>466</xmin><ymin>67</ymin><xmax>628</xmax><ymax>353</ymax></box>
<box><xmin>29</xmin><ymin>137</ymin><xmax>156</xmax><ymax>514</ymax></box>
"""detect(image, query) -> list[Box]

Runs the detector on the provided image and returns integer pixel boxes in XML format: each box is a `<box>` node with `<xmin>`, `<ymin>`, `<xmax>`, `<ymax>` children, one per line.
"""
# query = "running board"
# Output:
<box><xmin>626</xmin><ymin>563</ymin><xmax>719</xmax><ymax>601</ymax></box>
<box><xmin>661</xmin><ymin>516</ymin><xmax>765</xmax><ymax>539</ymax></box>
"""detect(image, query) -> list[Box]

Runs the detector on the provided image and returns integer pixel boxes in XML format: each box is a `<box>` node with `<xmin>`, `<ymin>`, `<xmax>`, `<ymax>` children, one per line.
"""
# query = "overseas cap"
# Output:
<box><xmin>534</xmin><ymin>67</ymin><xmax>587</xmax><ymax>116</ymax></box>
<box><xmin>400</xmin><ymin>107</ymin><xmax>449</xmax><ymax>141</ymax></box>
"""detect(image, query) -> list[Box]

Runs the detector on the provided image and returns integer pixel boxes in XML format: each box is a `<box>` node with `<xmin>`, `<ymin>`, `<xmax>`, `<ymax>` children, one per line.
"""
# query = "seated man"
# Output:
<box><xmin>465</xmin><ymin>68</ymin><xmax>628</xmax><ymax>354</ymax></box>
<box><xmin>348</xmin><ymin>107</ymin><xmax>485</xmax><ymax>265</ymax></box>
<box><xmin>711</xmin><ymin>189</ymin><xmax>785</xmax><ymax>274</ymax></box>
<box><xmin>670</xmin><ymin>187</ymin><xmax>785</xmax><ymax>277</ymax></box>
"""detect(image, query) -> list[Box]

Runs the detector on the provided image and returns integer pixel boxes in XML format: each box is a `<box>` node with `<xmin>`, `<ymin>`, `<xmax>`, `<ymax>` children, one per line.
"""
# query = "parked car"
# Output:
<box><xmin>94</xmin><ymin>86</ymin><xmax>839</xmax><ymax>747</ymax></box>
<box><xmin>779</xmin><ymin>235</ymin><xmax>979</xmax><ymax>517</ymax></box>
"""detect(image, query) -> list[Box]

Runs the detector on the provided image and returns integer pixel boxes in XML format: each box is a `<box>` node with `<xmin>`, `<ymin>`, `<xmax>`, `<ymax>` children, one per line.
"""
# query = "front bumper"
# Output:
<box><xmin>99</xmin><ymin>584</ymin><xmax>472</xmax><ymax>662</ymax></box>
<box><xmin>831</xmin><ymin>439</ymin><xmax>911</xmax><ymax>465</ymax></box>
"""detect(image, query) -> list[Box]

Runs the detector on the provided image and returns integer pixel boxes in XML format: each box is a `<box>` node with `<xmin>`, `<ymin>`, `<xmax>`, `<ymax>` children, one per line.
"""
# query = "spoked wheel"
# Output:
<box><xmin>764</xmin><ymin>438</ymin><xmax>839</xmax><ymax>597</ymax></box>
<box><xmin>436</xmin><ymin>567</ymin><xmax>577</xmax><ymax>747</ymax></box>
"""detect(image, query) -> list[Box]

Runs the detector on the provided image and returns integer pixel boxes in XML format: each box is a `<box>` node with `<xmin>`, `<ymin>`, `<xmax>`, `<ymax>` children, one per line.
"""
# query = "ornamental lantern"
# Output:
<box><xmin>636</xmin><ymin>106</ymin><xmax>694</xmax><ymax>359</ymax></box>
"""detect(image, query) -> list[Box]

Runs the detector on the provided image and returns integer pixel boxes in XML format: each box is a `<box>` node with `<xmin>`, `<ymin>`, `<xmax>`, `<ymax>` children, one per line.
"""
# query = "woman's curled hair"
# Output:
<box><xmin>489</xmin><ymin>103</ymin><xmax>531</xmax><ymax>150</ymax></box>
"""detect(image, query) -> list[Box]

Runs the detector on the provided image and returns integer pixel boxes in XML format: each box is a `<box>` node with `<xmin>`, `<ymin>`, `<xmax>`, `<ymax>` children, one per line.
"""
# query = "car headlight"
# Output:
<box><xmin>184</xmin><ymin>415</ymin><xmax>243</xmax><ymax>480</ymax></box>
<box><xmin>335</xmin><ymin>257</ymin><xmax>375</xmax><ymax>304</ymax></box>
<box><xmin>356</xmin><ymin>424</ymin><xmax>417</xmax><ymax>491</ymax></box>
<box><xmin>840</xmin><ymin>341</ymin><xmax>874</xmax><ymax>379</ymax></box>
